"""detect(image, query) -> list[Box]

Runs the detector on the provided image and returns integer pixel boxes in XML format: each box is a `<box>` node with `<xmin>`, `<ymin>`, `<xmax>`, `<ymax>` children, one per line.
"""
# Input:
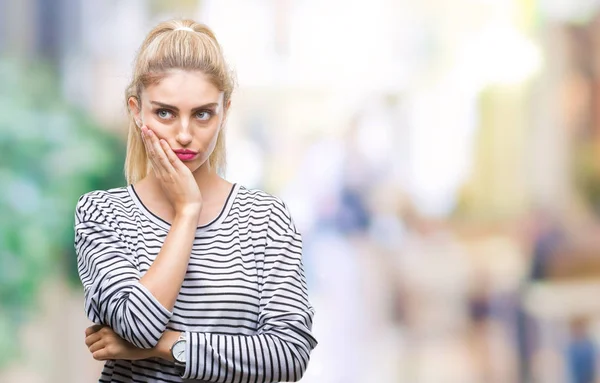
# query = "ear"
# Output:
<box><xmin>221</xmin><ymin>99</ymin><xmax>232</xmax><ymax>128</ymax></box>
<box><xmin>128</xmin><ymin>96</ymin><xmax>142</xmax><ymax>127</ymax></box>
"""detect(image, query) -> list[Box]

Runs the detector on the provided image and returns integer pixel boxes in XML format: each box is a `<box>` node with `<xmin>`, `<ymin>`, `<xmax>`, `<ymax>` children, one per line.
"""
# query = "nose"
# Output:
<box><xmin>176</xmin><ymin>120</ymin><xmax>193</xmax><ymax>146</ymax></box>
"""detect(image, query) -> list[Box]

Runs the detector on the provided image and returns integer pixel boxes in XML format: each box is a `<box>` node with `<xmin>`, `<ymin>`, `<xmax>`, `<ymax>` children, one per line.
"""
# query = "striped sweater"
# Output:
<box><xmin>74</xmin><ymin>183</ymin><xmax>317</xmax><ymax>382</ymax></box>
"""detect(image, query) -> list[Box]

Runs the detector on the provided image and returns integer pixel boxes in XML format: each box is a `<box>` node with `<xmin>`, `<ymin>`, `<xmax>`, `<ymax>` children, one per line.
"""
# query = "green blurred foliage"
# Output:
<box><xmin>0</xmin><ymin>58</ymin><xmax>126</xmax><ymax>366</ymax></box>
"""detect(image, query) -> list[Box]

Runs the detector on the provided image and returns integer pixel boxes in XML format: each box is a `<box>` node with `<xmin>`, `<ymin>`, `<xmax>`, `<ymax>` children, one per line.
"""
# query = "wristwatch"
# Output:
<box><xmin>170</xmin><ymin>333</ymin><xmax>187</xmax><ymax>366</ymax></box>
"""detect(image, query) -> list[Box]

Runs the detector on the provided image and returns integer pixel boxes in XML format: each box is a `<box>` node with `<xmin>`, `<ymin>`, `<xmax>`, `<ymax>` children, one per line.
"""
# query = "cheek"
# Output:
<box><xmin>198</xmin><ymin>123</ymin><xmax>221</xmax><ymax>146</ymax></box>
<box><xmin>193</xmin><ymin>127</ymin><xmax>220</xmax><ymax>162</ymax></box>
<box><xmin>141</xmin><ymin>109</ymin><xmax>153</xmax><ymax>123</ymax></box>
<box><xmin>205</xmin><ymin>129</ymin><xmax>220</xmax><ymax>153</ymax></box>
<box><xmin>141</xmin><ymin>110</ymin><xmax>166</xmax><ymax>130</ymax></box>
<box><xmin>149</xmin><ymin>126</ymin><xmax>169</xmax><ymax>141</ymax></box>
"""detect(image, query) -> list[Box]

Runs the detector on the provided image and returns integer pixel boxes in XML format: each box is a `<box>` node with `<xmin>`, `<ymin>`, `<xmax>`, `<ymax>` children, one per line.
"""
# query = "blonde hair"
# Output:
<box><xmin>124</xmin><ymin>19</ymin><xmax>235</xmax><ymax>184</ymax></box>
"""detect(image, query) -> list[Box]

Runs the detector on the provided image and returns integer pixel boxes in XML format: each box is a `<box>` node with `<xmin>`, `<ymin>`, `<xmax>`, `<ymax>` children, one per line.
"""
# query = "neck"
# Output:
<box><xmin>144</xmin><ymin>162</ymin><xmax>223</xmax><ymax>201</ymax></box>
<box><xmin>192</xmin><ymin>161</ymin><xmax>219</xmax><ymax>190</ymax></box>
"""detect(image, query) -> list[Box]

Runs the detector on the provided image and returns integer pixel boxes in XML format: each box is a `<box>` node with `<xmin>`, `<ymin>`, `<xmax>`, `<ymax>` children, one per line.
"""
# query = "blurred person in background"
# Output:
<box><xmin>567</xmin><ymin>317</ymin><xmax>597</xmax><ymax>383</ymax></box>
<box><xmin>74</xmin><ymin>18</ymin><xmax>317</xmax><ymax>382</ymax></box>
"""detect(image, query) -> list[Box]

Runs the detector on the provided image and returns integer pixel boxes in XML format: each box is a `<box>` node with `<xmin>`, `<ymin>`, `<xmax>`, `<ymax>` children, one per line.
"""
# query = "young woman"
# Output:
<box><xmin>74</xmin><ymin>19</ymin><xmax>317</xmax><ymax>382</ymax></box>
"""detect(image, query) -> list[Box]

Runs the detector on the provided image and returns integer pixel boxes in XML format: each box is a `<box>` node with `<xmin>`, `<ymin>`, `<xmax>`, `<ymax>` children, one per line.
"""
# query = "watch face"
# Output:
<box><xmin>172</xmin><ymin>340</ymin><xmax>186</xmax><ymax>363</ymax></box>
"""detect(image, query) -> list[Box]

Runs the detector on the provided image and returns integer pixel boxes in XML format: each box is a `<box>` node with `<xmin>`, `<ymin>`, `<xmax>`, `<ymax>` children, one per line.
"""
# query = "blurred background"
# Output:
<box><xmin>4</xmin><ymin>0</ymin><xmax>600</xmax><ymax>382</ymax></box>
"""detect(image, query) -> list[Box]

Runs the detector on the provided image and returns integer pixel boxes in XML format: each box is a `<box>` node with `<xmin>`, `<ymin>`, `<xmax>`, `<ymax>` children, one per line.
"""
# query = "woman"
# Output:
<box><xmin>74</xmin><ymin>19</ymin><xmax>317</xmax><ymax>382</ymax></box>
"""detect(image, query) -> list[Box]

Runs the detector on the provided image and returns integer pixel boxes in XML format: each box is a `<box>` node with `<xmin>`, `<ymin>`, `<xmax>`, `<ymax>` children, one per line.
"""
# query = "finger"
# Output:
<box><xmin>85</xmin><ymin>331</ymin><xmax>103</xmax><ymax>347</ymax></box>
<box><xmin>89</xmin><ymin>339</ymin><xmax>105</xmax><ymax>354</ymax></box>
<box><xmin>85</xmin><ymin>324</ymin><xmax>103</xmax><ymax>337</ymax></box>
<box><xmin>141</xmin><ymin>126</ymin><xmax>167</xmax><ymax>178</ymax></box>
<box><xmin>92</xmin><ymin>348</ymin><xmax>110</xmax><ymax>361</ymax></box>
<box><xmin>141</xmin><ymin>126</ymin><xmax>156</xmax><ymax>160</ymax></box>
<box><xmin>147</xmin><ymin>129</ymin><xmax>176</xmax><ymax>174</ymax></box>
<box><xmin>143</xmin><ymin>127</ymin><xmax>172</xmax><ymax>177</ymax></box>
<box><xmin>159</xmin><ymin>139</ymin><xmax>185</xmax><ymax>171</ymax></box>
<box><xmin>99</xmin><ymin>326</ymin><xmax>115</xmax><ymax>336</ymax></box>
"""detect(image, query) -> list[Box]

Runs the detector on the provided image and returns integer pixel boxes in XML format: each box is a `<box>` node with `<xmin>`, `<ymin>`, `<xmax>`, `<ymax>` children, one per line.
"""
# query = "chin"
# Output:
<box><xmin>187</xmin><ymin>160</ymin><xmax>207</xmax><ymax>173</ymax></box>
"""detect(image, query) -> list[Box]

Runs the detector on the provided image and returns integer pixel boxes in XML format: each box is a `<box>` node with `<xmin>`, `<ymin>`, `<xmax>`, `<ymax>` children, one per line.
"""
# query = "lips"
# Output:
<box><xmin>173</xmin><ymin>149</ymin><xmax>198</xmax><ymax>161</ymax></box>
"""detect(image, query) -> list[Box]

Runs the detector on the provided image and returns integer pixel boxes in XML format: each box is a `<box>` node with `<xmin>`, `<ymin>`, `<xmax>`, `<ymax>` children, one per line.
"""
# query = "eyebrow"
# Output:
<box><xmin>150</xmin><ymin>101</ymin><xmax>219</xmax><ymax>111</ymax></box>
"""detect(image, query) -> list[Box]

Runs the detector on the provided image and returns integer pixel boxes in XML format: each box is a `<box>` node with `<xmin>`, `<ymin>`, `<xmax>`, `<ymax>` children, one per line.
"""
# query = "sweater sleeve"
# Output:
<box><xmin>180</xmin><ymin>222</ymin><xmax>317</xmax><ymax>381</ymax></box>
<box><xmin>74</xmin><ymin>193</ymin><xmax>172</xmax><ymax>349</ymax></box>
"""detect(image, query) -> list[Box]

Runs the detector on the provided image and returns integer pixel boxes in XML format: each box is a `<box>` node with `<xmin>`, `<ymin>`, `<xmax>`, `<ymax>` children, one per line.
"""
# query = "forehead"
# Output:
<box><xmin>142</xmin><ymin>69</ymin><xmax>223</xmax><ymax>105</ymax></box>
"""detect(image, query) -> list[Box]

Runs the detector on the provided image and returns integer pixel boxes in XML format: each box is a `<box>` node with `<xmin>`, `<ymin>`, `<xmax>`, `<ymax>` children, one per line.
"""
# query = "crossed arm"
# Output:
<box><xmin>83</xmin><ymin>323</ymin><xmax>179</xmax><ymax>361</ymax></box>
<box><xmin>75</xmin><ymin>197</ymin><xmax>317</xmax><ymax>381</ymax></box>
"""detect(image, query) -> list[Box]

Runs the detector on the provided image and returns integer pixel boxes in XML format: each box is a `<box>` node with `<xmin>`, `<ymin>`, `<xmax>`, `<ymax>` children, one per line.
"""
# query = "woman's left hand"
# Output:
<box><xmin>84</xmin><ymin>325</ymin><xmax>154</xmax><ymax>361</ymax></box>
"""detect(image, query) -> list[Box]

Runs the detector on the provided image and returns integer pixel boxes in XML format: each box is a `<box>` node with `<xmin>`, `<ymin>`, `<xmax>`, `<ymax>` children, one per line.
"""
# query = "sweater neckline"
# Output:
<box><xmin>126</xmin><ymin>183</ymin><xmax>239</xmax><ymax>232</ymax></box>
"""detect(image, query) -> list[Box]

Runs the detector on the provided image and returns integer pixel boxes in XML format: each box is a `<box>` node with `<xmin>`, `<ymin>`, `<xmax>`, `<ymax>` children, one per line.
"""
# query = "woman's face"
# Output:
<box><xmin>129</xmin><ymin>69</ymin><xmax>228</xmax><ymax>173</ymax></box>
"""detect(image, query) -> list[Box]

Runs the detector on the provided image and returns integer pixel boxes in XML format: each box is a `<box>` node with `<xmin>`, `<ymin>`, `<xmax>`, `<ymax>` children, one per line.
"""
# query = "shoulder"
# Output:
<box><xmin>75</xmin><ymin>186</ymin><xmax>130</xmax><ymax>224</ymax></box>
<box><xmin>235</xmin><ymin>185</ymin><xmax>297</xmax><ymax>235</ymax></box>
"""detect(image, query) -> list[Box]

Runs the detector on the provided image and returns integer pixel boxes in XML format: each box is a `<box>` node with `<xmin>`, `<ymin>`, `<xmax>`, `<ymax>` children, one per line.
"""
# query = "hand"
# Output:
<box><xmin>140</xmin><ymin>125</ymin><xmax>203</xmax><ymax>216</ymax></box>
<box><xmin>84</xmin><ymin>325</ymin><xmax>154</xmax><ymax>361</ymax></box>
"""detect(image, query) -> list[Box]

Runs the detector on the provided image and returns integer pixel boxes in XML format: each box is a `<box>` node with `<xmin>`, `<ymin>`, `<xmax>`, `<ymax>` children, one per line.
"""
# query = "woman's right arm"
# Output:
<box><xmin>76</xmin><ymin>126</ymin><xmax>202</xmax><ymax>349</ymax></box>
<box><xmin>138</xmin><ymin>209</ymin><xmax>198</xmax><ymax>311</ymax></box>
<box><xmin>75</xmin><ymin>195</ymin><xmax>197</xmax><ymax>349</ymax></box>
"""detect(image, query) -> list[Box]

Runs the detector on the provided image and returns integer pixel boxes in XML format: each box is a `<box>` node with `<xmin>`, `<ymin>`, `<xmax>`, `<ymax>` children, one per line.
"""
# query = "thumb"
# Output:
<box><xmin>85</xmin><ymin>324</ymin><xmax>104</xmax><ymax>336</ymax></box>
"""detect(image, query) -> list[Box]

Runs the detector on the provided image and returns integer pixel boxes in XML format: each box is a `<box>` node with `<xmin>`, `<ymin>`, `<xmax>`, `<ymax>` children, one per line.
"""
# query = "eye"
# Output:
<box><xmin>196</xmin><ymin>110</ymin><xmax>213</xmax><ymax>121</ymax></box>
<box><xmin>156</xmin><ymin>109</ymin><xmax>174</xmax><ymax>119</ymax></box>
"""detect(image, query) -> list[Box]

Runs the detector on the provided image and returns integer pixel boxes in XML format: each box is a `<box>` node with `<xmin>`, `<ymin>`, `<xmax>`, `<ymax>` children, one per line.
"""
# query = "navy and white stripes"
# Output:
<box><xmin>74</xmin><ymin>184</ymin><xmax>317</xmax><ymax>382</ymax></box>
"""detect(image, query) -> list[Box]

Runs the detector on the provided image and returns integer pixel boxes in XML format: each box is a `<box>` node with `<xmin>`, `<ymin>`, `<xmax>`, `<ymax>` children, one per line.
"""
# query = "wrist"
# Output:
<box><xmin>174</xmin><ymin>205</ymin><xmax>201</xmax><ymax>220</ymax></box>
<box><xmin>144</xmin><ymin>347</ymin><xmax>160</xmax><ymax>360</ymax></box>
<box><xmin>157</xmin><ymin>331</ymin><xmax>180</xmax><ymax>361</ymax></box>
